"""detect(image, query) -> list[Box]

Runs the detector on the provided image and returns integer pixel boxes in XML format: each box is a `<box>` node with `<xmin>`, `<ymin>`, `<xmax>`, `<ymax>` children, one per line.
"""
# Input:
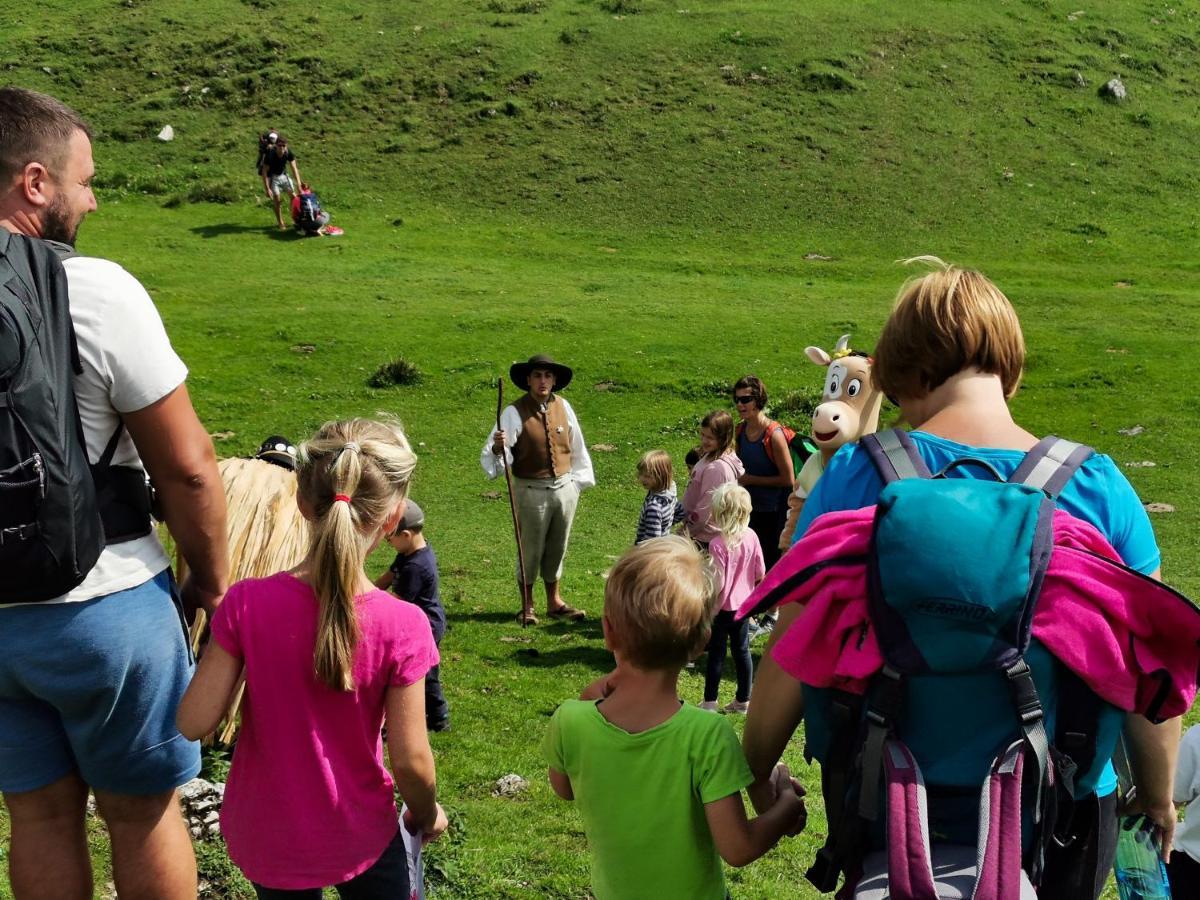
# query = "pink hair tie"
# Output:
<box><xmin>333</xmin><ymin>493</ymin><xmax>352</xmax><ymax>504</ymax></box>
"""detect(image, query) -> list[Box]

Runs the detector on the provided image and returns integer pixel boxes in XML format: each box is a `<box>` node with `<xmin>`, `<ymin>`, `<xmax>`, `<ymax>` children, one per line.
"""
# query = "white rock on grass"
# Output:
<box><xmin>179</xmin><ymin>777</ymin><xmax>225</xmax><ymax>839</ymax></box>
<box><xmin>157</xmin><ymin>125</ymin><xmax>174</xmax><ymax>141</ymax></box>
<box><xmin>1100</xmin><ymin>78</ymin><xmax>1126</xmax><ymax>102</ymax></box>
<box><xmin>493</xmin><ymin>773</ymin><xmax>529</xmax><ymax>797</ymax></box>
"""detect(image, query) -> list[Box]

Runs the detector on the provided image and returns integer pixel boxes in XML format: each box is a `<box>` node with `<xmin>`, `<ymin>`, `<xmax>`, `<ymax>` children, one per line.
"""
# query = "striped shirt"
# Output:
<box><xmin>636</xmin><ymin>488</ymin><xmax>686</xmax><ymax>544</ymax></box>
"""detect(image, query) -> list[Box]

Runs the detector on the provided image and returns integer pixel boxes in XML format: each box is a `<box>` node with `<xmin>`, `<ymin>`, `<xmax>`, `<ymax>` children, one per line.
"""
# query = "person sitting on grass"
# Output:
<box><xmin>178</xmin><ymin>419</ymin><xmax>446</xmax><ymax>899</ymax></box>
<box><xmin>634</xmin><ymin>449</ymin><xmax>685</xmax><ymax>543</ymax></box>
<box><xmin>290</xmin><ymin>182</ymin><xmax>332</xmax><ymax>237</ymax></box>
<box><xmin>543</xmin><ymin>536</ymin><xmax>806</xmax><ymax>900</ymax></box>
<box><xmin>699</xmin><ymin>483</ymin><xmax>764</xmax><ymax>715</ymax></box>
<box><xmin>373</xmin><ymin>499</ymin><xmax>450</xmax><ymax>732</ymax></box>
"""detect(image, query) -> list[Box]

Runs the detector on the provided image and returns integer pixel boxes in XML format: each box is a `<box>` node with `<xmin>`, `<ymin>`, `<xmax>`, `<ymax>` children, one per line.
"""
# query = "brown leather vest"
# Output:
<box><xmin>512</xmin><ymin>393</ymin><xmax>573</xmax><ymax>479</ymax></box>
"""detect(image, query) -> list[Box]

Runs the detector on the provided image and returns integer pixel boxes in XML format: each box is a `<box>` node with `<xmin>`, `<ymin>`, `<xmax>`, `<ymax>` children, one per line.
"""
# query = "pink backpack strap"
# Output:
<box><xmin>882</xmin><ymin>740</ymin><xmax>938</xmax><ymax>900</ymax></box>
<box><xmin>971</xmin><ymin>740</ymin><xmax>1026</xmax><ymax>900</ymax></box>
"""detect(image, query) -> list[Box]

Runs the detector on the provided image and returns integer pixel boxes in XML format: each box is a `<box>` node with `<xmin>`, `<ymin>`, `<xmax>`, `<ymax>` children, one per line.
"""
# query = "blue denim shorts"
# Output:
<box><xmin>0</xmin><ymin>570</ymin><xmax>201</xmax><ymax>794</ymax></box>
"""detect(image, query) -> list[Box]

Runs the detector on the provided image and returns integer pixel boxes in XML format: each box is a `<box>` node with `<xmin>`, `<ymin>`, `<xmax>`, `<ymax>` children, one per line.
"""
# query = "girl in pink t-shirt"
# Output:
<box><xmin>178</xmin><ymin>419</ymin><xmax>446</xmax><ymax>897</ymax></box>
<box><xmin>699</xmin><ymin>483</ymin><xmax>765</xmax><ymax>714</ymax></box>
<box><xmin>682</xmin><ymin>410</ymin><xmax>745</xmax><ymax>547</ymax></box>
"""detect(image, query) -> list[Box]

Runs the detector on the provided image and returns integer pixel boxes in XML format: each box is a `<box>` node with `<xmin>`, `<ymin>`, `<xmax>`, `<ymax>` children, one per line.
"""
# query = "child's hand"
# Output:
<box><xmin>404</xmin><ymin>802</ymin><xmax>449</xmax><ymax>846</ymax></box>
<box><xmin>580</xmin><ymin>669</ymin><xmax>618</xmax><ymax>700</ymax></box>
<box><xmin>769</xmin><ymin>764</ymin><xmax>807</xmax><ymax>836</ymax></box>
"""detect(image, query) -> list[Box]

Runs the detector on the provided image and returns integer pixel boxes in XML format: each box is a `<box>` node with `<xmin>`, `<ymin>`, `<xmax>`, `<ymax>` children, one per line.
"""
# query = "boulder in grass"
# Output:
<box><xmin>157</xmin><ymin>124</ymin><xmax>175</xmax><ymax>141</ymax></box>
<box><xmin>1099</xmin><ymin>78</ymin><xmax>1126</xmax><ymax>102</ymax></box>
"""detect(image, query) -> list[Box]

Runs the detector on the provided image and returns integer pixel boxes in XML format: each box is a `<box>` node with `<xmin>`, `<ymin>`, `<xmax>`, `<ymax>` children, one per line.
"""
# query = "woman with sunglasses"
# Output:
<box><xmin>732</xmin><ymin>376</ymin><xmax>795</xmax><ymax>571</ymax></box>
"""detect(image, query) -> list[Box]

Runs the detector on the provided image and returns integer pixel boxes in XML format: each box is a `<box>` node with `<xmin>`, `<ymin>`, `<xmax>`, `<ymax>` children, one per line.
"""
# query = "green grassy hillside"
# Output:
<box><xmin>2</xmin><ymin>1</ymin><xmax>1199</xmax><ymax>897</ymax></box>
<box><xmin>10</xmin><ymin>0</ymin><xmax>1200</xmax><ymax>251</ymax></box>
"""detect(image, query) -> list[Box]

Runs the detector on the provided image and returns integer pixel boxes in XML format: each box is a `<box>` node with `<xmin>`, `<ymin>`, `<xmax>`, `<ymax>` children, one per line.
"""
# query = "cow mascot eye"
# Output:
<box><xmin>827</xmin><ymin>373</ymin><xmax>841</xmax><ymax>397</ymax></box>
<box><xmin>846</xmin><ymin>378</ymin><xmax>862</xmax><ymax>398</ymax></box>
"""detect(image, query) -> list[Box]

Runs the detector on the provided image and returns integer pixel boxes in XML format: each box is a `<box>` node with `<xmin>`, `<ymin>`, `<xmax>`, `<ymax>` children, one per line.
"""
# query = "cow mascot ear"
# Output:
<box><xmin>780</xmin><ymin>335</ymin><xmax>882</xmax><ymax>552</ymax></box>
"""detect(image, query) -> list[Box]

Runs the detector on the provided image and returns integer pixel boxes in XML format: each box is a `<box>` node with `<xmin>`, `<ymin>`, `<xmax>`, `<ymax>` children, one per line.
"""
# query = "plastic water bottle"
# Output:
<box><xmin>1114</xmin><ymin>814</ymin><xmax>1171</xmax><ymax>900</ymax></box>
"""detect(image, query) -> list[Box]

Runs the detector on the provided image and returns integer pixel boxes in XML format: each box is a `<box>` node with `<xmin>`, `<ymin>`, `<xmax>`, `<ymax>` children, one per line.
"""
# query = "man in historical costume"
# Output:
<box><xmin>482</xmin><ymin>354</ymin><xmax>594</xmax><ymax>625</ymax></box>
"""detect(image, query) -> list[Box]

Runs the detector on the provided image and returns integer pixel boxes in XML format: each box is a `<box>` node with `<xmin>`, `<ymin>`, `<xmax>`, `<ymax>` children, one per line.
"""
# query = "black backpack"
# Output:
<box><xmin>0</xmin><ymin>231</ymin><xmax>105</xmax><ymax>602</ymax></box>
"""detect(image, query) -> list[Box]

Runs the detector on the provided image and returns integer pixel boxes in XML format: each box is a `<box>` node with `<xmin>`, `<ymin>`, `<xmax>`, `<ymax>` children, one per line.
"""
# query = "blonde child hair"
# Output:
<box><xmin>709</xmin><ymin>482</ymin><xmax>752</xmax><ymax>549</ymax></box>
<box><xmin>874</xmin><ymin>256</ymin><xmax>1026</xmax><ymax>402</ymax></box>
<box><xmin>637</xmin><ymin>449</ymin><xmax>675</xmax><ymax>493</ymax></box>
<box><xmin>296</xmin><ymin>418</ymin><xmax>417</xmax><ymax>690</ymax></box>
<box><xmin>603</xmin><ymin>535</ymin><xmax>718</xmax><ymax>670</ymax></box>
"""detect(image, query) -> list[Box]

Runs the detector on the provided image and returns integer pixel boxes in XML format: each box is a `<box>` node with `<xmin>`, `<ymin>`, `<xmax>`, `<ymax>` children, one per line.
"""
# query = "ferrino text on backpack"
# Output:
<box><xmin>738</xmin><ymin>428</ymin><xmax>1200</xmax><ymax>900</ymax></box>
<box><xmin>0</xmin><ymin>233</ymin><xmax>155</xmax><ymax>603</ymax></box>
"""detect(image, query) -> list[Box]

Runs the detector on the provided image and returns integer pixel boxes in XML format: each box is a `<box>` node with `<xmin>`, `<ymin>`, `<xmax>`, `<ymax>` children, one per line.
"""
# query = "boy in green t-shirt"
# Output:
<box><xmin>542</xmin><ymin>536</ymin><xmax>806</xmax><ymax>899</ymax></box>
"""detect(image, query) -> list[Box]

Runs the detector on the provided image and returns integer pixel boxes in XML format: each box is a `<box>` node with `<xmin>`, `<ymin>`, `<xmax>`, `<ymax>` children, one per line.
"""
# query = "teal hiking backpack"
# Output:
<box><xmin>802</xmin><ymin>429</ymin><xmax>1126</xmax><ymax>898</ymax></box>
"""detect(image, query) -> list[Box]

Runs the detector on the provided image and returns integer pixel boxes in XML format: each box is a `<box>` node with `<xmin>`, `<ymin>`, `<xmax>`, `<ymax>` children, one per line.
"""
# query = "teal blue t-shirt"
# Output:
<box><xmin>543</xmin><ymin>700</ymin><xmax>752</xmax><ymax>899</ymax></box>
<box><xmin>792</xmin><ymin>430</ymin><xmax>1162</xmax><ymax>797</ymax></box>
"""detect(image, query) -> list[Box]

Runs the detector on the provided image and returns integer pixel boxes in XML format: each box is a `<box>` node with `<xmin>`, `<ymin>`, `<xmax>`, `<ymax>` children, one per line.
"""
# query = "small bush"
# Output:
<box><xmin>600</xmin><ymin>0</ymin><xmax>641</xmax><ymax>12</ymax></box>
<box><xmin>368</xmin><ymin>358</ymin><xmax>424</xmax><ymax>388</ymax></box>
<box><xmin>772</xmin><ymin>388</ymin><xmax>823</xmax><ymax>422</ymax></box>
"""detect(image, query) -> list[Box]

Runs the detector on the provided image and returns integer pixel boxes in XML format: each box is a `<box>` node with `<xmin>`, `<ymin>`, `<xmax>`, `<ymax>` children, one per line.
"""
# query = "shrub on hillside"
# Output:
<box><xmin>368</xmin><ymin>358</ymin><xmax>424</xmax><ymax>388</ymax></box>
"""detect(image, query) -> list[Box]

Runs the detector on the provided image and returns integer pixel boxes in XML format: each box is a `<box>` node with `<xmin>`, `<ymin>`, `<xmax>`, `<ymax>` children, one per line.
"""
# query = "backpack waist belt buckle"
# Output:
<box><xmin>0</xmin><ymin>522</ymin><xmax>38</xmax><ymax>545</ymax></box>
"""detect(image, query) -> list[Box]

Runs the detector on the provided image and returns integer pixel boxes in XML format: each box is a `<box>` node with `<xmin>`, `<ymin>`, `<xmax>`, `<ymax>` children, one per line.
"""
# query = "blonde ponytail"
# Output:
<box><xmin>298</xmin><ymin>420</ymin><xmax>417</xmax><ymax>690</ymax></box>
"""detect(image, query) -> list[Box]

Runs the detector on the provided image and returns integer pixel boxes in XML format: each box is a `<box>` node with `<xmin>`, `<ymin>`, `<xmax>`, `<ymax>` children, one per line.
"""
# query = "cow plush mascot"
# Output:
<box><xmin>779</xmin><ymin>334</ymin><xmax>883</xmax><ymax>549</ymax></box>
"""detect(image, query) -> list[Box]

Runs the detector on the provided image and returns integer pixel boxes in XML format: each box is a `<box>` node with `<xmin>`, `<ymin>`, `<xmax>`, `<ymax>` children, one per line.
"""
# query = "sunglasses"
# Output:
<box><xmin>733</xmin><ymin>395</ymin><xmax>756</xmax><ymax>405</ymax></box>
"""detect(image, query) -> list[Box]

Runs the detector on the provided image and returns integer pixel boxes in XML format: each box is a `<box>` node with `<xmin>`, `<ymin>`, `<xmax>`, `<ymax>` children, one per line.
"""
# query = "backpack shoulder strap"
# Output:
<box><xmin>1009</xmin><ymin>436</ymin><xmax>1094</xmax><ymax>499</ymax></box>
<box><xmin>860</xmin><ymin>428</ymin><xmax>932</xmax><ymax>484</ymax></box>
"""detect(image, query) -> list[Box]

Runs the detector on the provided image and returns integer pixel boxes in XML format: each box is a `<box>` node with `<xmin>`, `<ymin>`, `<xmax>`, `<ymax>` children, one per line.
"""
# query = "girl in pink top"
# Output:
<box><xmin>700</xmin><ymin>483</ymin><xmax>765</xmax><ymax>714</ymax></box>
<box><xmin>682</xmin><ymin>410</ymin><xmax>745</xmax><ymax>546</ymax></box>
<box><xmin>178</xmin><ymin>419</ymin><xmax>447</xmax><ymax>898</ymax></box>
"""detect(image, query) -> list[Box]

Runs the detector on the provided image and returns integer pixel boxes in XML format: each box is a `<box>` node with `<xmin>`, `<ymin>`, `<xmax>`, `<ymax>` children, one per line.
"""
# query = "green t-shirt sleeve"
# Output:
<box><xmin>695</xmin><ymin>716</ymin><xmax>754</xmax><ymax>804</ymax></box>
<box><xmin>542</xmin><ymin>703</ymin><xmax>568</xmax><ymax>772</ymax></box>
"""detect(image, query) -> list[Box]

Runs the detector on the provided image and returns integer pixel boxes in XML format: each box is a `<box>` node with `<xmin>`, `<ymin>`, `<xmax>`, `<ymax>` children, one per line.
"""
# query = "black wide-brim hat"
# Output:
<box><xmin>509</xmin><ymin>354</ymin><xmax>573</xmax><ymax>391</ymax></box>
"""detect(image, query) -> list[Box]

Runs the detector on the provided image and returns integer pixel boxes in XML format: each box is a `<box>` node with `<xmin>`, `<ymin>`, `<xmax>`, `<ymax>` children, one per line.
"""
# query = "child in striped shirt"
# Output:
<box><xmin>635</xmin><ymin>450</ymin><xmax>685</xmax><ymax>543</ymax></box>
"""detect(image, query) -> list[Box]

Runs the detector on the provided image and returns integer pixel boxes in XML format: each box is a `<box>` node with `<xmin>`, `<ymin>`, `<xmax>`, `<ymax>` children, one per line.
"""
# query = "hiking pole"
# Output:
<box><xmin>497</xmin><ymin>378</ymin><xmax>530</xmax><ymax>627</ymax></box>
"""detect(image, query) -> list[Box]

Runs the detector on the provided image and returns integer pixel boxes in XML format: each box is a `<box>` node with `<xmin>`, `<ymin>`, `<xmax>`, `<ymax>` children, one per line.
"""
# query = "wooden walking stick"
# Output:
<box><xmin>497</xmin><ymin>378</ymin><xmax>531</xmax><ymax>626</ymax></box>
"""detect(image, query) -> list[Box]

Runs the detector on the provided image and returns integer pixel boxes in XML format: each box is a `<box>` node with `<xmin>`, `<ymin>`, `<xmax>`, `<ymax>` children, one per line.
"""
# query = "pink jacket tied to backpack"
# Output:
<box><xmin>739</xmin><ymin>506</ymin><xmax>1200</xmax><ymax>722</ymax></box>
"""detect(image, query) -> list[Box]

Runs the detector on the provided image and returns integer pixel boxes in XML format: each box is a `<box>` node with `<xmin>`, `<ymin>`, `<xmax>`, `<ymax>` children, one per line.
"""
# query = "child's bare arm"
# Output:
<box><xmin>373</xmin><ymin>569</ymin><xmax>394</xmax><ymax>591</ymax></box>
<box><xmin>704</xmin><ymin>768</ymin><xmax>806</xmax><ymax>867</ymax></box>
<box><xmin>176</xmin><ymin>642</ymin><xmax>242</xmax><ymax>740</ymax></box>
<box><xmin>548</xmin><ymin>767</ymin><xmax>574</xmax><ymax>801</ymax></box>
<box><xmin>386</xmin><ymin>680</ymin><xmax>446</xmax><ymax>844</ymax></box>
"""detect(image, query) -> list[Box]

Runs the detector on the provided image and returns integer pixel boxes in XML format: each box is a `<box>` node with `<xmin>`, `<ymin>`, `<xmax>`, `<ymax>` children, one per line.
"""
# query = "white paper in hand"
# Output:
<box><xmin>400</xmin><ymin>805</ymin><xmax>425</xmax><ymax>900</ymax></box>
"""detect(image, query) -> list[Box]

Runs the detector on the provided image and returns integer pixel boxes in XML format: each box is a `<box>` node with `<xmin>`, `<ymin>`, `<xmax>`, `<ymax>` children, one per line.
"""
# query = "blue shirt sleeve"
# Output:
<box><xmin>1062</xmin><ymin>454</ymin><xmax>1161</xmax><ymax>575</ymax></box>
<box><xmin>791</xmin><ymin>444</ymin><xmax>884</xmax><ymax>544</ymax></box>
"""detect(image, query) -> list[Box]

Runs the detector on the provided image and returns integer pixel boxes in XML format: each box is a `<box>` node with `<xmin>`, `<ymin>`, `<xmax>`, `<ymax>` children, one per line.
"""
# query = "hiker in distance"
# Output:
<box><xmin>259</xmin><ymin>134</ymin><xmax>302</xmax><ymax>231</ymax></box>
<box><xmin>483</xmin><ymin>354</ymin><xmax>594</xmax><ymax>625</ymax></box>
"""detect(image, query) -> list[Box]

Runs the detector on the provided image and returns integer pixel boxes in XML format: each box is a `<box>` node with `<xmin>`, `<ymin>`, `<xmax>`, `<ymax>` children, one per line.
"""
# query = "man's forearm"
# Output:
<box><xmin>159</xmin><ymin>460</ymin><xmax>228</xmax><ymax>595</ymax></box>
<box><xmin>1126</xmin><ymin>715</ymin><xmax>1182</xmax><ymax>805</ymax></box>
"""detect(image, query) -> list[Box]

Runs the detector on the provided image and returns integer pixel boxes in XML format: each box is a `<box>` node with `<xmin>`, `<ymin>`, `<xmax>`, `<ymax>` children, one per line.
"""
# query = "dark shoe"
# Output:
<box><xmin>428</xmin><ymin>719</ymin><xmax>451</xmax><ymax>733</ymax></box>
<box><xmin>546</xmin><ymin>604</ymin><xmax>585</xmax><ymax>621</ymax></box>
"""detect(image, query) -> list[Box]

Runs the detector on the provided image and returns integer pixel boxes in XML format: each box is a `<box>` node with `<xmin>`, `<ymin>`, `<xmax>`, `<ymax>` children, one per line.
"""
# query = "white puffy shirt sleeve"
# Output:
<box><xmin>562</xmin><ymin>398</ymin><xmax>595</xmax><ymax>490</ymax></box>
<box><xmin>481</xmin><ymin>405</ymin><xmax>524</xmax><ymax>479</ymax></box>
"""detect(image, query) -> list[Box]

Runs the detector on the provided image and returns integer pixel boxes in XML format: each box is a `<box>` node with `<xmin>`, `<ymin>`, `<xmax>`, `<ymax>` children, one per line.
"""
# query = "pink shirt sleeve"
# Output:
<box><xmin>210</xmin><ymin>582</ymin><xmax>245</xmax><ymax>660</ymax></box>
<box><xmin>383</xmin><ymin>600</ymin><xmax>440</xmax><ymax>687</ymax></box>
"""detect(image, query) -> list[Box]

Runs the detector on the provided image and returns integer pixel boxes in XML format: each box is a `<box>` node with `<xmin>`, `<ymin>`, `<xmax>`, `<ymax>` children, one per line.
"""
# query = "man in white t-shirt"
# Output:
<box><xmin>0</xmin><ymin>87</ymin><xmax>229</xmax><ymax>899</ymax></box>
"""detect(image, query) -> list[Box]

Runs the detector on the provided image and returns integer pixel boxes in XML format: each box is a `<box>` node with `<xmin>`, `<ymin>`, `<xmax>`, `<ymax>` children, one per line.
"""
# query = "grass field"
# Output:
<box><xmin>3</xmin><ymin>0</ymin><xmax>1200</xmax><ymax>897</ymax></box>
